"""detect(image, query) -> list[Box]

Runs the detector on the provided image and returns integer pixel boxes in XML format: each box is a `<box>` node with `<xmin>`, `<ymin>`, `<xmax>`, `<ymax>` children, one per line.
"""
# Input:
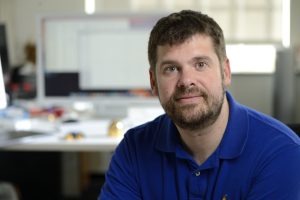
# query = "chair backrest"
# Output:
<box><xmin>288</xmin><ymin>123</ymin><xmax>300</xmax><ymax>137</ymax></box>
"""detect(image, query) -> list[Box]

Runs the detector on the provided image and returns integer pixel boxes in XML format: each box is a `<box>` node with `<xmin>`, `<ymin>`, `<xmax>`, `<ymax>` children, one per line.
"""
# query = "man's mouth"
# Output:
<box><xmin>175</xmin><ymin>94</ymin><xmax>203</xmax><ymax>104</ymax></box>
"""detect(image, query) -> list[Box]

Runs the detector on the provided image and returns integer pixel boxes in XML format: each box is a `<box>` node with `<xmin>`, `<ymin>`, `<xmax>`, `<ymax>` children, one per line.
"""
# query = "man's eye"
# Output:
<box><xmin>164</xmin><ymin>66</ymin><xmax>177</xmax><ymax>73</ymax></box>
<box><xmin>195</xmin><ymin>62</ymin><xmax>207</xmax><ymax>69</ymax></box>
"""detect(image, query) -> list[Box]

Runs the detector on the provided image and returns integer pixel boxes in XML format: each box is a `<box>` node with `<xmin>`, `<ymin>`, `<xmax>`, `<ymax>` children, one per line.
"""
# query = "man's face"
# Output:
<box><xmin>149</xmin><ymin>34</ymin><xmax>231</xmax><ymax>131</ymax></box>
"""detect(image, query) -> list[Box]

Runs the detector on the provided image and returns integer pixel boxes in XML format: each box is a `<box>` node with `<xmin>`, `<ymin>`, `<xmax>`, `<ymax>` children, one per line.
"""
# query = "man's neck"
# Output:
<box><xmin>176</xmin><ymin>98</ymin><xmax>230</xmax><ymax>165</ymax></box>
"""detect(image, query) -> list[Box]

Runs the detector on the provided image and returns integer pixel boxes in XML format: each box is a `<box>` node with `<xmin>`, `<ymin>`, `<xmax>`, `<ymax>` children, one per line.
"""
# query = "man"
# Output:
<box><xmin>99</xmin><ymin>10</ymin><xmax>300</xmax><ymax>199</ymax></box>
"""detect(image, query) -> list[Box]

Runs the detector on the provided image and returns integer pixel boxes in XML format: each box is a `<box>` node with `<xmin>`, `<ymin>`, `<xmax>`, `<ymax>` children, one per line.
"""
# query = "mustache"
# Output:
<box><xmin>172</xmin><ymin>86</ymin><xmax>208</xmax><ymax>100</ymax></box>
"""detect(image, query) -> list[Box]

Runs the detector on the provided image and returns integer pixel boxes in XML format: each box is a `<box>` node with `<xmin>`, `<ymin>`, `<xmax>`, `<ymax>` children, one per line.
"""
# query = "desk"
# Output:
<box><xmin>0</xmin><ymin>120</ymin><xmax>123</xmax><ymax>200</ymax></box>
<box><xmin>1</xmin><ymin>118</ymin><xmax>123</xmax><ymax>152</ymax></box>
<box><xmin>0</xmin><ymin>134</ymin><xmax>120</xmax><ymax>200</ymax></box>
<box><xmin>0</xmin><ymin>105</ymin><xmax>164</xmax><ymax>199</ymax></box>
<box><xmin>4</xmin><ymin>134</ymin><xmax>122</xmax><ymax>152</ymax></box>
<box><xmin>1</xmin><ymin>105</ymin><xmax>164</xmax><ymax>152</ymax></box>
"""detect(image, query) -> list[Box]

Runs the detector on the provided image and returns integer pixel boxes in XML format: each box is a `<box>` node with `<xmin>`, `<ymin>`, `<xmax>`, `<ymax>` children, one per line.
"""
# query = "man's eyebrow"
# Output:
<box><xmin>158</xmin><ymin>60</ymin><xmax>179</xmax><ymax>67</ymax></box>
<box><xmin>158</xmin><ymin>56</ymin><xmax>213</xmax><ymax>67</ymax></box>
<box><xmin>192</xmin><ymin>56</ymin><xmax>213</xmax><ymax>62</ymax></box>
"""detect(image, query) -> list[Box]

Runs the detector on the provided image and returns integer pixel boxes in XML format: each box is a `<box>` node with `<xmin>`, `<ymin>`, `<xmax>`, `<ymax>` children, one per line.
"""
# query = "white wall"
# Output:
<box><xmin>296</xmin><ymin>76</ymin><xmax>300</xmax><ymax>122</ymax></box>
<box><xmin>290</xmin><ymin>0</ymin><xmax>300</xmax><ymax>122</ymax></box>
<box><xmin>2</xmin><ymin>0</ymin><xmax>132</xmax><ymax>65</ymax></box>
<box><xmin>0</xmin><ymin>0</ymin><xmax>17</xmax><ymax>65</ymax></box>
<box><xmin>14</xmin><ymin>0</ymin><xmax>84</xmax><ymax>65</ymax></box>
<box><xmin>291</xmin><ymin>0</ymin><xmax>300</xmax><ymax>46</ymax></box>
<box><xmin>1</xmin><ymin>0</ymin><xmax>85</xmax><ymax>65</ymax></box>
<box><xmin>229</xmin><ymin>74</ymin><xmax>274</xmax><ymax>116</ymax></box>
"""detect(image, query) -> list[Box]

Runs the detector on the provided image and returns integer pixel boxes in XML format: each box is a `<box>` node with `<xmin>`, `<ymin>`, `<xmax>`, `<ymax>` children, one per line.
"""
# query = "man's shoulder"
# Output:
<box><xmin>227</xmin><ymin>92</ymin><xmax>299</xmax><ymax>148</ymax></box>
<box><xmin>245</xmin><ymin>106</ymin><xmax>300</xmax><ymax>144</ymax></box>
<box><xmin>237</xmin><ymin>105</ymin><xmax>300</xmax><ymax>158</ymax></box>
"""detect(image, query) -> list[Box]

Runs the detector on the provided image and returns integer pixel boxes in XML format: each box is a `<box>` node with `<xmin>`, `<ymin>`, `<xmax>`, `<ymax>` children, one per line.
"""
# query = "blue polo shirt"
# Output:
<box><xmin>99</xmin><ymin>93</ymin><xmax>300</xmax><ymax>200</ymax></box>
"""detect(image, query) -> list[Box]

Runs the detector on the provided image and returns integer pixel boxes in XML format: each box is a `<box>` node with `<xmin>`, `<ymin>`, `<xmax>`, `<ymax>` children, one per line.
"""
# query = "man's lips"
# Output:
<box><xmin>176</xmin><ymin>95</ymin><xmax>200</xmax><ymax>100</ymax></box>
<box><xmin>175</xmin><ymin>95</ymin><xmax>203</xmax><ymax>103</ymax></box>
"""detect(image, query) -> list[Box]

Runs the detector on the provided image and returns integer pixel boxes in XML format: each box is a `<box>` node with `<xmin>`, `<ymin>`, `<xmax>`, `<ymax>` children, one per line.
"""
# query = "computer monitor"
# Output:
<box><xmin>0</xmin><ymin>24</ymin><xmax>9</xmax><ymax>75</ymax></box>
<box><xmin>0</xmin><ymin>56</ymin><xmax>7</xmax><ymax>109</ymax></box>
<box><xmin>36</xmin><ymin>13</ymin><xmax>162</xmax><ymax>115</ymax></box>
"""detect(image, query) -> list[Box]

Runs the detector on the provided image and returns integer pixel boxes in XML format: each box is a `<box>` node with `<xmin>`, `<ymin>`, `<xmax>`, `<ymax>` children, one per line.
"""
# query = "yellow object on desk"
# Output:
<box><xmin>64</xmin><ymin>131</ymin><xmax>85</xmax><ymax>140</ymax></box>
<box><xmin>108</xmin><ymin>120</ymin><xmax>124</xmax><ymax>137</ymax></box>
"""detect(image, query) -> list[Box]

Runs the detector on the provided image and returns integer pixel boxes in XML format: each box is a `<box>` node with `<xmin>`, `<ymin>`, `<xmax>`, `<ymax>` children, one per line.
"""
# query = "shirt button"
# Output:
<box><xmin>195</xmin><ymin>171</ymin><xmax>201</xmax><ymax>176</ymax></box>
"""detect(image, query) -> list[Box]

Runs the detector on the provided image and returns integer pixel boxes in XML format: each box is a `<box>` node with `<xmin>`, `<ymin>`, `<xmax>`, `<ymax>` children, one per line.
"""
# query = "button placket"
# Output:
<box><xmin>189</xmin><ymin>170</ymin><xmax>206</xmax><ymax>199</ymax></box>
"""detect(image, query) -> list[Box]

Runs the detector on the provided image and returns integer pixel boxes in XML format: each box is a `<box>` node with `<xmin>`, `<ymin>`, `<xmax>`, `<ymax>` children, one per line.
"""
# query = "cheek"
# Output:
<box><xmin>208</xmin><ymin>78</ymin><xmax>222</xmax><ymax>91</ymax></box>
<box><xmin>157</xmin><ymin>79</ymin><xmax>174</xmax><ymax>99</ymax></box>
<box><xmin>198</xmin><ymin>75</ymin><xmax>222</xmax><ymax>95</ymax></box>
<box><xmin>211</xmin><ymin>78</ymin><xmax>225</xmax><ymax>96</ymax></box>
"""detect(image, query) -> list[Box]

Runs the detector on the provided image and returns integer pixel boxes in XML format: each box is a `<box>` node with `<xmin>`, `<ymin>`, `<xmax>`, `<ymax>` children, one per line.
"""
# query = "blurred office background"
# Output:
<box><xmin>0</xmin><ymin>0</ymin><xmax>299</xmax><ymax>120</ymax></box>
<box><xmin>0</xmin><ymin>0</ymin><xmax>300</xmax><ymax>200</ymax></box>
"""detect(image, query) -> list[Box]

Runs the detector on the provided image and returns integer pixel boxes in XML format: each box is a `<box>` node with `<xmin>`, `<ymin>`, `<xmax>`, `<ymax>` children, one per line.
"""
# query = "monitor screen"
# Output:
<box><xmin>0</xmin><ymin>24</ymin><xmax>9</xmax><ymax>74</ymax></box>
<box><xmin>0</xmin><ymin>56</ymin><xmax>7</xmax><ymax>109</ymax></box>
<box><xmin>37</xmin><ymin>14</ymin><xmax>163</xmax><ymax>104</ymax></box>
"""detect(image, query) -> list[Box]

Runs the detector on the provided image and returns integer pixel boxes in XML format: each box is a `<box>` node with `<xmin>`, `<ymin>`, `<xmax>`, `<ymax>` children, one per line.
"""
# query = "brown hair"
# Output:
<box><xmin>148</xmin><ymin>10</ymin><xmax>226</xmax><ymax>70</ymax></box>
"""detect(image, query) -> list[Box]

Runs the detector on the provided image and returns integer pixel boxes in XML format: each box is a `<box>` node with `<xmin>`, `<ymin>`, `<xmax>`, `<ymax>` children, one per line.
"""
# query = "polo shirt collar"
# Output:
<box><xmin>155</xmin><ymin>115</ymin><xmax>180</xmax><ymax>152</ymax></box>
<box><xmin>219</xmin><ymin>92</ymin><xmax>249</xmax><ymax>159</ymax></box>
<box><xmin>155</xmin><ymin>92</ymin><xmax>249</xmax><ymax>160</ymax></box>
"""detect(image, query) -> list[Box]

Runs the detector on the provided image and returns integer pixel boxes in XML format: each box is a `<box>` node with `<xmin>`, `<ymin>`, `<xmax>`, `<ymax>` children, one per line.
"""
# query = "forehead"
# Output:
<box><xmin>156</xmin><ymin>34</ymin><xmax>216</xmax><ymax>61</ymax></box>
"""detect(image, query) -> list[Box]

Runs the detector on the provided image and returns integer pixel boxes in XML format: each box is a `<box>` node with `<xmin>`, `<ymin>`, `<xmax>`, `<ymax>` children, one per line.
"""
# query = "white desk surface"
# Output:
<box><xmin>1</xmin><ymin>119</ymin><xmax>123</xmax><ymax>152</ymax></box>
<box><xmin>1</xmin><ymin>106</ymin><xmax>164</xmax><ymax>152</ymax></box>
<box><xmin>4</xmin><ymin>134</ymin><xmax>122</xmax><ymax>152</ymax></box>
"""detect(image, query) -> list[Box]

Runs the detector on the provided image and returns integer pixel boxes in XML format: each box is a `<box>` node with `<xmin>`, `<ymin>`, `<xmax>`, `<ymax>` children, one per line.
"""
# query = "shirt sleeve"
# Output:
<box><xmin>98</xmin><ymin>133</ymin><xmax>141</xmax><ymax>200</ymax></box>
<box><xmin>246</xmin><ymin>145</ymin><xmax>300</xmax><ymax>200</ymax></box>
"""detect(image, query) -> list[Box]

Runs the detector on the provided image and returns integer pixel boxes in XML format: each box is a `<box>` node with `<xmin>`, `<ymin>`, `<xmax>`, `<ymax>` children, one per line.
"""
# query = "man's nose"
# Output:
<box><xmin>177</xmin><ymin>67</ymin><xmax>196</xmax><ymax>88</ymax></box>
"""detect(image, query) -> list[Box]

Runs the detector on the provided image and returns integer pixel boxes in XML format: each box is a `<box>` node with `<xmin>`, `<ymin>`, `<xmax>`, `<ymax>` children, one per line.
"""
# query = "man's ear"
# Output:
<box><xmin>223</xmin><ymin>58</ymin><xmax>231</xmax><ymax>87</ymax></box>
<box><xmin>149</xmin><ymin>69</ymin><xmax>158</xmax><ymax>96</ymax></box>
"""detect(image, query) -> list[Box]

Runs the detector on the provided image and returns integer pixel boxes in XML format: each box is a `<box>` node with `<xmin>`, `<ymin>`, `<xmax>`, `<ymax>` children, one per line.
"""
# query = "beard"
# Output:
<box><xmin>160</xmin><ymin>84</ymin><xmax>225</xmax><ymax>131</ymax></box>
